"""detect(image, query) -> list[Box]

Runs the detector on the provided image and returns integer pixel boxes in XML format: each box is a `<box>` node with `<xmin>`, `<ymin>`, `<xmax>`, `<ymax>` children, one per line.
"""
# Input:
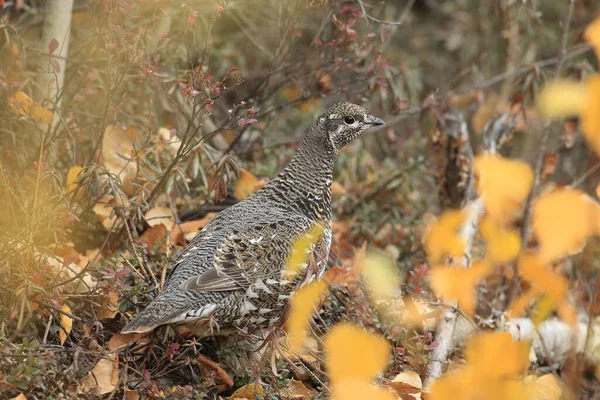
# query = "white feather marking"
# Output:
<box><xmin>278</xmin><ymin>294</ymin><xmax>290</xmax><ymax>300</ymax></box>
<box><xmin>249</xmin><ymin>236</ymin><xmax>263</xmax><ymax>244</ymax></box>
<box><xmin>254</xmin><ymin>278</ymin><xmax>274</xmax><ymax>294</ymax></box>
<box><xmin>240</xmin><ymin>300</ymin><xmax>258</xmax><ymax>316</ymax></box>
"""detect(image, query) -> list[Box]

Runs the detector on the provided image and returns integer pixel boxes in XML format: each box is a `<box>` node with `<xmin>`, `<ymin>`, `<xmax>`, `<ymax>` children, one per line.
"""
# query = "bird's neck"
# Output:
<box><xmin>262</xmin><ymin>132</ymin><xmax>337</xmax><ymax>220</ymax></box>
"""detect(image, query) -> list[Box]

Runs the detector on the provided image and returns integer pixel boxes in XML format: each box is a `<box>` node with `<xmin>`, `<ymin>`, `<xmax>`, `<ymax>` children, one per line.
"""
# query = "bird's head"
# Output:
<box><xmin>315</xmin><ymin>102</ymin><xmax>385</xmax><ymax>150</ymax></box>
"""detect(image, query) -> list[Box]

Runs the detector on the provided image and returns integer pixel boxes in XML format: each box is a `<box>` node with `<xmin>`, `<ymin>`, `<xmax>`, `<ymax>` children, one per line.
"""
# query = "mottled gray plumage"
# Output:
<box><xmin>121</xmin><ymin>102</ymin><xmax>384</xmax><ymax>335</ymax></box>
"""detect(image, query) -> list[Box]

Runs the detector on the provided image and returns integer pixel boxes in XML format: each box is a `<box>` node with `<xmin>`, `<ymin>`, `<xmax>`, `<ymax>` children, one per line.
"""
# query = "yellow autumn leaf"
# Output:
<box><xmin>536</xmin><ymin>80</ymin><xmax>586</xmax><ymax>118</ymax></box>
<box><xmin>424</xmin><ymin>209</ymin><xmax>466</xmax><ymax>264</ymax></box>
<box><xmin>585</xmin><ymin>15</ymin><xmax>600</xmax><ymax>60</ymax></box>
<box><xmin>429</xmin><ymin>261</ymin><xmax>492</xmax><ymax>316</ymax></box>
<box><xmin>480</xmin><ymin>217</ymin><xmax>521</xmax><ymax>264</ymax></box>
<box><xmin>537</xmin><ymin>76</ymin><xmax>600</xmax><ymax>156</ymax></box>
<box><xmin>359</xmin><ymin>250</ymin><xmax>402</xmax><ymax>300</ymax></box>
<box><xmin>579</xmin><ymin>75</ymin><xmax>600</xmax><ymax>156</ymax></box>
<box><xmin>66</xmin><ymin>166</ymin><xmax>84</xmax><ymax>193</ymax></box>
<box><xmin>325</xmin><ymin>323</ymin><xmax>390</xmax><ymax>383</ymax></box>
<box><xmin>284</xmin><ymin>222</ymin><xmax>325</xmax><ymax>279</ymax></box>
<box><xmin>331</xmin><ymin>380</ymin><xmax>396</xmax><ymax>400</ymax></box>
<box><xmin>8</xmin><ymin>91</ymin><xmax>54</xmax><ymax>124</ymax></box>
<box><xmin>430</xmin><ymin>332</ymin><xmax>531</xmax><ymax>400</ymax></box>
<box><xmin>532</xmin><ymin>188</ymin><xmax>600</xmax><ymax>263</ymax></box>
<box><xmin>10</xmin><ymin>394</ymin><xmax>27</xmax><ymax>400</ymax></box>
<box><xmin>59</xmin><ymin>304</ymin><xmax>73</xmax><ymax>345</ymax></box>
<box><xmin>287</xmin><ymin>280</ymin><xmax>327</xmax><ymax>352</ymax></box>
<box><xmin>519</xmin><ymin>254</ymin><xmax>568</xmax><ymax>305</ymax></box>
<box><xmin>474</xmin><ymin>154</ymin><xmax>533</xmax><ymax>224</ymax></box>
<box><xmin>234</xmin><ymin>168</ymin><xmax>261</xmax><ymax>200</ymax></box>
<box><xmin>229</xmin><ymin>383</ymin><xmax>265</xmax><ymax>399</ymax></box>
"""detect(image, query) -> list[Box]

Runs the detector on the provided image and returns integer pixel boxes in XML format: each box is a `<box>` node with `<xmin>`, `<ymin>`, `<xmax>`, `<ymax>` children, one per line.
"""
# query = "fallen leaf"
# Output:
<box><xmin>66</xmin><ymin>166</ymin><xmax>83</xmax><ymax>193</ymax></box>
<box><xmin>474</xmin><ymin>154</ymin><xmax>533</xmax><ymax>224</ymax></box>
<box><xmin>101</xmin><ymin>125</ymin><xmax>140</xmax><ymax>196</ymax></box>
<box><xmin>78</xmin><ymin>353</ymin><xmax>119</xmax><ymax>395</ymax></box>
<box><xmin>107</xmin><ymin>332</ymin><xmax>147</xmax><ymax>351</ymax></box>
<box><xmin>125</xmin><ymin>389</ymin><xmax>141</xmax><ymax>400</ymax></box>
<box><xmin>287</xmin><ymin>280</ymin><xmax>327</xmax><ymax>352</ymax></box>
<box><xmin>59</xmin><ymin>304</ymin><xmax>73</xmax><ymax>345</ymax></box>
<box><xmin>136</xmin><ymin>223</ymin><xmax>167</xmax><ymax>251</ymax></box>
<box><xmin>325</xmin><ymin>323</ymin><xmax>390</xmax><ymax>383</ymax></box>
<box><xmin>95</xmin><ymin>290</ymin><xmax>119</xmax><ymax>320</ymax></box>
<box><xmin>228</xmin><ymin>383</ymin><xmax>264</xmax><ymax>399</ymax></box>
<box><xmin>387</xmin><ymin>370</ymin><xmax>423</xmax><ymax>400</ymax></box>
<box><xmin>283</xmin><ymin>379</ymin><xmax>315</xmax><ymax>399</ymax></box>
<box><xmin>424</xmin><ymin>210</ymin><xmax>467</xmax><ymax>264</ymax></box>
<box><xmin>533</xmin><ymin>187</ymin><xmax>600</xmax><ymax>263</ymax></box>
<box><xmin>144</xmin><ymin>207</ymin><xmax>175</xmax><ymax>231</ymax></box>
<box><xmin>169</xmin><ymin>213</ymin><xmax>216</xmax><ymax>245</ymax></box>
<box><xmin>10</xmin><ymin>394</ymin><xmax>27</xmax><ymax>400</ymax></box>
<box><xmin>234</xmin><ymin>168</ymin><xmax>261</xmax><ymax>199</ymax></box>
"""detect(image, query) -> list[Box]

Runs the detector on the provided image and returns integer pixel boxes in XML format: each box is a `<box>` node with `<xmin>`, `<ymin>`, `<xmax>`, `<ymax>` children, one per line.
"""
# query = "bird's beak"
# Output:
<box><xmin>367</xmin><ymin>115</ymin><xmax>385</xmax><ymax>126</ymax></box>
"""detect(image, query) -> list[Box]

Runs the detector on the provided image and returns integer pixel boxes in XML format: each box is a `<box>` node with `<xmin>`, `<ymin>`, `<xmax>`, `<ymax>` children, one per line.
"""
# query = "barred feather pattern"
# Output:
<box><xmin>121</xmin><ymin>102</ymin><xmax>383</xmax><ymax>336</ymax></box>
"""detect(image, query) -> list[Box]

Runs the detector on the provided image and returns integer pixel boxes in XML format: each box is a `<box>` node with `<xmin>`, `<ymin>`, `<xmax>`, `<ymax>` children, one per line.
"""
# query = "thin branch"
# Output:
<box><xmin>357</xmin><ymin>0</ymin><xmax>405</xmax><ymax>25</ymax></box>
<box><xmin>520</xmin><ymin>0</ymin><xmax>576</xmax><ymax>245</ymax></box>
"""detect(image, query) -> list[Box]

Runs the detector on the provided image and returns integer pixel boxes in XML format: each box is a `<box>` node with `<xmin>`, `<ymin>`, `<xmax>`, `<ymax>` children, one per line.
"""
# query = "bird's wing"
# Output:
<box><xmin>182</xmin><ymin>218</ymin><xmax>311</xmax><ymax>293</ymax></box>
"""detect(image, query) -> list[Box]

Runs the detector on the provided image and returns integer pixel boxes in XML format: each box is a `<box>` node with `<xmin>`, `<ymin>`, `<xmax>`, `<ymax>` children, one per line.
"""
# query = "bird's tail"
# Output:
<box><xmin>121</xmin><ymin>297</ymin><xmax>184</xmax><ymax>334</ymax></box>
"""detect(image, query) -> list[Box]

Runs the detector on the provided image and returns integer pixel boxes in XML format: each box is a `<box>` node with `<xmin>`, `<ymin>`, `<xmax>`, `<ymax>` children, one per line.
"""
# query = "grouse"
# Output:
<box><xmin>122</xmin><ymin>102</ymin><xmax>385</xmax><ymax>336</ymax></box>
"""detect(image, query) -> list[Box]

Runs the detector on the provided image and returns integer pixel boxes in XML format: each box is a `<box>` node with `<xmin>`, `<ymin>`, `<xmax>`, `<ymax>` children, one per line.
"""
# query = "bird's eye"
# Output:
<box><xmin>343</xmin><ymin>116</ymin><xmax>355</xmax><ymax>125</ymax></box>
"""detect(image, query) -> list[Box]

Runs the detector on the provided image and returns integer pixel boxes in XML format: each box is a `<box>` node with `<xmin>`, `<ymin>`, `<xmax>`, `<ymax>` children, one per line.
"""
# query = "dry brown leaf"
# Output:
<box><xmin>44</xmin><ymin>253</ymin><xmax>96</xmax><ymax>293</ymax></box>
<box><xmin>96</xmin><ymin>290</ymin><xmax>119</xmax><ymax>320</ymax></box>
<box><xmin>234</xmin><ymin>168</ymin><xmax>261</xmax><ymax>200</ymax></box>
<box><xmin>136</xmin><ymin>223</ymin><xmax>167</xmax><ymax>251</ymax></box>
<box><xmin>283</xmin><ymin>379</ymin><xmax>315</xmax><ymax>399</ymax></box>
<box><xmin>11</xmin><ymin>393</ymin><xmax>27</xmax><ymax>400</ymax></box>
<box><xmin>101</xmin><ymin>125</ymin><xmax>140</xmax><ymax>196</ymax></box>
<box><xmin>170</xmin><ymin>213</ymin><xmax>216</xmax><ymax>245</ymax></box>
<box><xmin>78</xmin><ymin>353</ymin><xmax>119</xmax><ymax>395</ymax></box>
<box><xmin>59</xmin><ymin>304</ymin><xmax>73</xmax><ymax>345</ymax></box>
<box><xmin>144</xmin><ymin>207</ymin><xmax>175</xmax><ymax>231</ymax></box>
<box><xmin>107</xmin><ymin>332</ymin><xmax>147</xmax><ymax>351</ymax></box>
<box><xmin>125</xmin><ymin>388</ymin><xmax>141</xmax><ymax>400</ymax></box>
<box><xmin>387</xmin><ymin>371</ymin><xmax>423</xmax><ymax>400</ymax></box>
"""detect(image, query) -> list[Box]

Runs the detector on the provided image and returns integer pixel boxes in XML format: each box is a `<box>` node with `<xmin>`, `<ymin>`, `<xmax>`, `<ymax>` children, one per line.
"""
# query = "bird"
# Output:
<box><xmin>121</xmin><ymin>102</ymin><xmax>385</xmax><ymax>336</ymax></box>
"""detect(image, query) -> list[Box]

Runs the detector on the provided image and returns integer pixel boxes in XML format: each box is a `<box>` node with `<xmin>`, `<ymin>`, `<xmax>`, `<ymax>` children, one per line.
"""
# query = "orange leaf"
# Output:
<box><xmin>95</xmin><ymin>290</ymin><xmax>119</xmax><ymax>320</ymax></box>
<box><xmin>59</xmin><ymin>304</ymin><xmax>73</xmax><ymax>345</ymax></box>
<box><xmin>136</xmin><ymin>223</ymin><xmax>167</xmax><ymax>251</ymax></box>
<box><xmin>325</xmin><ymin>323</ymin><xmax>390</xmax><ymax>383</ymax></box>
<box><xmin>580</xmin><ymin>75</ymin><xmax>600</xmax><ymax>156</ymax></box>
<box><xmin>8</xmin><ymin>91</ymin><xmax>54</xmax><ymax>124</ymax></box>
<box><xmin>474</xmin><ymin>154</ymin><xmax>533</xmax><ymax>224</ymax></box>
<box><xmin>480</xmin><ymin>217</ymin><xmax>521</xmax><ymax>264</ymax></box>
<box><xmin>287</xmin><ymin>280</ymin><xmax>327</xmax><ymax>352</ymax></box>
<box><xmin>234</xmin><ymin>168</ymin><xmax>261</xmax><ymax>199</ymax></box>
<box><xmin>424</xmin><ymin>209</ymin><xmax>466</xmax><ymax>264</ymax></box>
<box><xmin>519</xmin><ymin>254</ymin><xmax>568</xmax><ymax>306</ymax></box>
<box><xmin>532</xmin><ymin>188</ymin><xmax>600</xmax><ymax>263</ymax></box>
<box><xmin>359</xmin><ymin>250</ymin><xmax>403</xmax><ymax>301</ymax></box>
<box><xmin>169</xmin><ymin>213</ymin><xmax>216</xmax><ymax>246</ymax></box>
<box><xmin>429</xmin><ymin>261</ymin><xmax>492</xmax><ymax>316</ymax></box>
<box><xmin>584</xmin><ymin>16</ymin><xmax>600</xmax><ymax>60</ymax></box>
<box><xmin>107</xmin><ymin>332</ymin><xmax>147</xmax><ymax>351</ymax></box>
<box><xmin>284</xmin><ymin>222</ymin><xmax>326</xmax><ymax>279</ymax></box>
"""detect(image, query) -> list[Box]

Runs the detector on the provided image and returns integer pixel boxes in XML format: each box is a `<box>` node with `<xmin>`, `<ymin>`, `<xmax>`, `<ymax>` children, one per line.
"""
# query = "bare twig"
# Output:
<box><xmin>520</xmin><ymin>0</ymin><xmax>576</xmax><ymax>245</ymax></box>
<box><xmin>357</xmin><ymin>0</ymin><xmax>405</xmax><ymax>25</ymax></box>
